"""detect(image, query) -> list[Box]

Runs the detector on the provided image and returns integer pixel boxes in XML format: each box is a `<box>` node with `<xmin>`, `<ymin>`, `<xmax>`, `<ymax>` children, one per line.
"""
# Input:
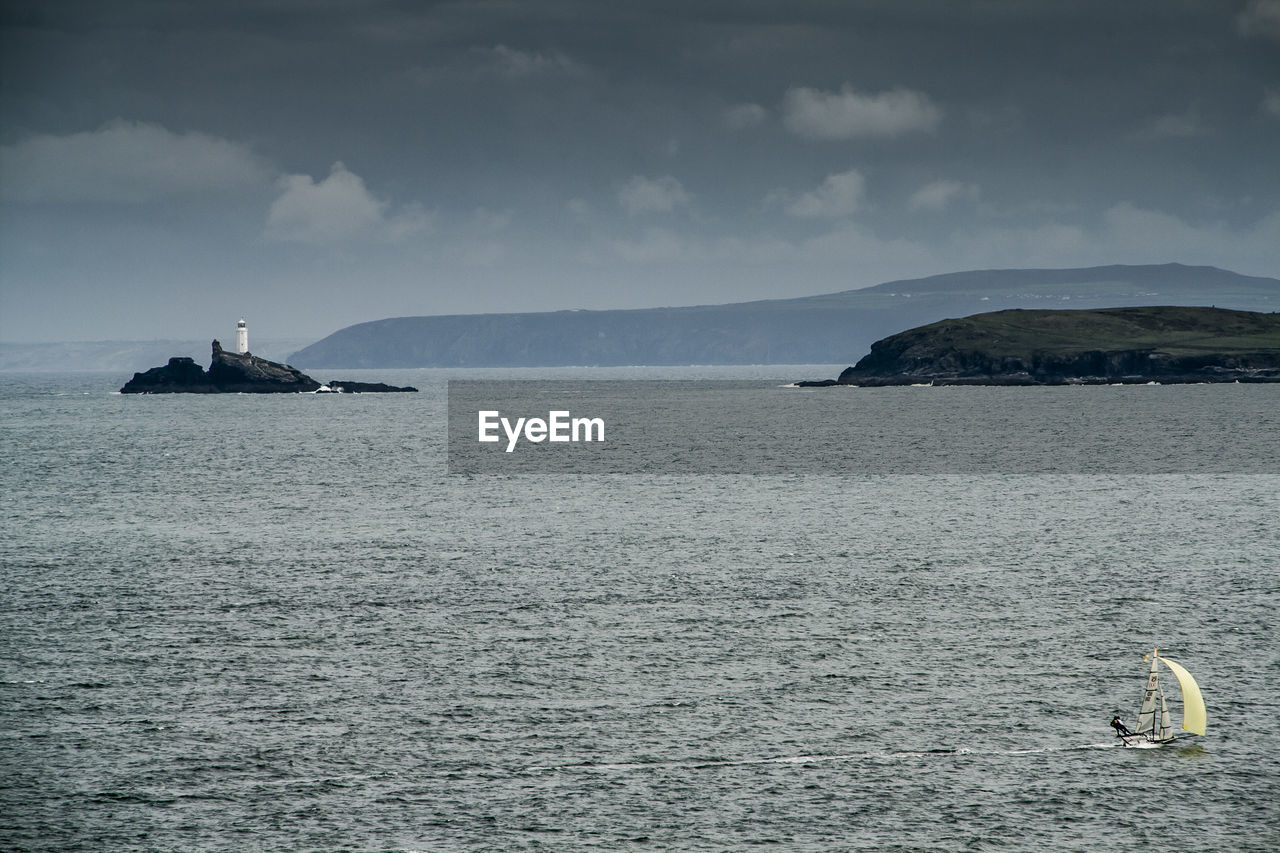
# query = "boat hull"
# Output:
<box><xmin>1118</xmin><ymin>732</ymin><xmax>1191</xmax><ymax>748</ymax></box>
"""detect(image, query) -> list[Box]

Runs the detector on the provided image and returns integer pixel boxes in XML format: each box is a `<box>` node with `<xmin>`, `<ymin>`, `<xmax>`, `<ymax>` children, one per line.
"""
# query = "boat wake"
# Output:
<box><xmin>526</xmin><ymin>743</ymin><xmax>1121</xmax><ymax>775</ymax></box>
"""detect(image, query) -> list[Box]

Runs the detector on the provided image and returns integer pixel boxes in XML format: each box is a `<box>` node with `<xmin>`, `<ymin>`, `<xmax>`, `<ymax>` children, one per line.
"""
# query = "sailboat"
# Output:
<box><xmin>1113</xmin><ymin>647</ymin><xmax>1206</xmax><ymax>746</ymax></box>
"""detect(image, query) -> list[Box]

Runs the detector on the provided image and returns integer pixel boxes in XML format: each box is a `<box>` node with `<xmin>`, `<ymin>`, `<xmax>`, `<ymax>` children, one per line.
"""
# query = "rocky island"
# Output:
<box><xmin>120</xmin><ymin>340</ymin><xmax>417</xmax><ymax>393</ymax></box>
<box><xmin>802</xmin><ymin>306</ymin><xmax>1280</xmax><ymax>386</ymax></box>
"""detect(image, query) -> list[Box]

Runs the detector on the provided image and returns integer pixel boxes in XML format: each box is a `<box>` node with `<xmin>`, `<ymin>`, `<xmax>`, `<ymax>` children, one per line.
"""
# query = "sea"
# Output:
<box><xmin>2</xmin><ymin>367</ymin><xmax>1278</xmax><ymax>852</ymax></box>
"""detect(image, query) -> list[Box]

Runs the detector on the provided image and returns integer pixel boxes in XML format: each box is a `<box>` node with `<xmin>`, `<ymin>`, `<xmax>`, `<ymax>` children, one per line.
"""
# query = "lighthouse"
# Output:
<box><xmin>235</xmin><ymin>318</ymin><xmax>248</xmax><ymax>354</ymax></box>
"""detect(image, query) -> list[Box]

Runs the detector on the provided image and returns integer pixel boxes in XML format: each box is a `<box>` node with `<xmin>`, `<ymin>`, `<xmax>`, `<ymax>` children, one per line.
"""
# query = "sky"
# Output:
<box><xmin>1</xmin><ymin>0</ymin><xmax>1278</xmax><ymax>344</ymax></box>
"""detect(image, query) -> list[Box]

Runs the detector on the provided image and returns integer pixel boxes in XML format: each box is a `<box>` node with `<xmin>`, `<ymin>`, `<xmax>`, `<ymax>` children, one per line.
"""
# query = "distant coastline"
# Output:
<box><xmin>288</xmin><ymin>264</ymin><xmax>1279</xmax><ymax>368</ymax></box>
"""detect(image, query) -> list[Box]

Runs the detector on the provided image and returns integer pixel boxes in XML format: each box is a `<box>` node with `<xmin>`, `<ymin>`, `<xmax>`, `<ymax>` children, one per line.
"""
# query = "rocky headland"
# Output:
<box><xmin>801</xmin><ymin>306</ymin><xmax>1280</xmax><ymax>386</ymax></box>
<box><xmin>120</xmin><ymin>341</ymin><xmax>417</xmax><ymax>393</ymax></box>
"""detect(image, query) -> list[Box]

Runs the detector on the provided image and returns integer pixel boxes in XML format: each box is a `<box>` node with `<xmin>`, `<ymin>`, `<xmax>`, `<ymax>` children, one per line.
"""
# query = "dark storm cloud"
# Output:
<box><xmin>1</xmin><ymin>0</ymin><xmax>1277</xmax><ymax>342</ymax></box>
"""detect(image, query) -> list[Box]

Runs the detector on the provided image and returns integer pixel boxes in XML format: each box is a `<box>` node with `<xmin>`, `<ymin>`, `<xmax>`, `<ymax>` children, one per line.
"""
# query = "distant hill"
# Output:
<box><xmin>288</xmin><ymin>264</ymin><xmax>1280</xmax><ymax>368</ymax></box>
<box><xmin>833</xmin><ymin>306</ymin><xmax>1280</xmax><ymax>385</ymax></box>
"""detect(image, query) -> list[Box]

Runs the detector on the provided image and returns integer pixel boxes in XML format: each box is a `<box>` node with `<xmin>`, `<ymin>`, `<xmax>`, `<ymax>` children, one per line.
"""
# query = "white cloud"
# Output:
<box><xmin>786</xmin><ymin>169</ymin><xmax>866</xmax><ymax>218</ymax></box>
<box><xmin>1237</xmin><ymin>0</ymin><xmax>1280</xmax><ymax>41</ymax></box>
<box><xmin>782</xmin><ymin>85</ymin><xmax>941</xmax><ymax>140</ymax></box>
<box><xmin>908</xmin><ymin>179</ymin><xmax>980</xmax><ymax>212</ymax></box>
<box><xmin>265</xmin><ymin>161</ymin><xmax>430</xmax><ymax>244</ymax></box>
<box><xmin>0</xmin><ymin>119</ymin><xmax>270</xmax><ymax>203</ymax></box>
<box><xmin>618</xmin><ymin>175</ymin><xmax>692</xmax><ymax>215</ymax></box>
<box><xmin>724</xmin><ymin>103</ymin><xmax>767</xmax><ymax>129</ymax></box>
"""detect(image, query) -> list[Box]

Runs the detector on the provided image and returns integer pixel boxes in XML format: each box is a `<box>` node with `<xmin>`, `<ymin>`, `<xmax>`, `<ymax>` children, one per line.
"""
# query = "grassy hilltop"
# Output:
<box><xmin>837</xmin><ymin>306</ymin><xmax>1280</xmax><ymax>385</ymax></box>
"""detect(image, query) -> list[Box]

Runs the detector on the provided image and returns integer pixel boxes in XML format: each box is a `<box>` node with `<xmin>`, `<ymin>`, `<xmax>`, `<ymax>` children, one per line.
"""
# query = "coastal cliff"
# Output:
<box><xmin>820</xmin><ymin>306</ymin><xmax>1280</xmax><ymax>386</ymax></box>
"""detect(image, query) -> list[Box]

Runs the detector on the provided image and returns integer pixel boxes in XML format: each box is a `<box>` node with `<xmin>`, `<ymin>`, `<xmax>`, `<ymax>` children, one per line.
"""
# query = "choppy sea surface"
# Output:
<box><xmin>2</xmin><ymin>368</ymin><xmax>1278</xmax><ymax>852</ymax></box>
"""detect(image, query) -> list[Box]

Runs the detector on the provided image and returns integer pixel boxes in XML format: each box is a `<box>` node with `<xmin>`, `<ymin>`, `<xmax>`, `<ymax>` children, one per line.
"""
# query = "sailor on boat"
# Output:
<box><xmin>1110</xmin><ymin>716</ymin><xmax>1132</xmax><ymax>737</ymax></box>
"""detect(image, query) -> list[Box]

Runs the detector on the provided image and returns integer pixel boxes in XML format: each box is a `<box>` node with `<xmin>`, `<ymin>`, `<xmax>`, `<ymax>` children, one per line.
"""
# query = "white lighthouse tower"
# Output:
<box><xmin>235</xmin><ymin>318</ymin><xmax>249</xmax><ymax>354</ymax></box>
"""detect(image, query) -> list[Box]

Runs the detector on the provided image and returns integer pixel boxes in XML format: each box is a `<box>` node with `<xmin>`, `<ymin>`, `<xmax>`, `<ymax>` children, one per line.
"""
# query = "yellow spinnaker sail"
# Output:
<box><xmin>1160</xmin><ymin>656</ymin><xmax>1206</xmax><ymax>736</ymax></box>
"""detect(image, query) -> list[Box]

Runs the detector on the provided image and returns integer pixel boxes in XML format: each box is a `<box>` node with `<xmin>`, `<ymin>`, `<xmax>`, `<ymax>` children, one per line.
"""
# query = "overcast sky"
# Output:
<box><xmin>2</xmin><ymin>0</ymin><xmax>1278</xmax><ymax>343</ymax></box>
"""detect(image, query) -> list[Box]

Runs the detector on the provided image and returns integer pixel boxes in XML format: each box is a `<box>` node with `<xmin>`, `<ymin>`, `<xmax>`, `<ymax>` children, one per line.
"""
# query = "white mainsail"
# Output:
<box><xmin>1133</xmin><ymin>653</ymin><xmax>1162</xmax><ymax>736</ymax></box>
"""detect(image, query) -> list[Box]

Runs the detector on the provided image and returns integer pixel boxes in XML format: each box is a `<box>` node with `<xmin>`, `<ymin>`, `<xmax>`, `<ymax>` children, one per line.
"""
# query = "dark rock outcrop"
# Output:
<box><xmin>206</xmin><ymin>340</ymin><xmax>322</xmax><ymax>392</ymax></box>
<box><xmin>121</xmin><ymin>340</ymin><xmax>322</xmax><ymax>393</ymax></box>
<box><xmin>119</xmin><ymin>356</ymin><xmax>215</xmax><ymax>393</ymax></box>
<box><xmin>321</xmin><ymin>380</ymin><xmax>418</xmax><ymax>393</ymax></box>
